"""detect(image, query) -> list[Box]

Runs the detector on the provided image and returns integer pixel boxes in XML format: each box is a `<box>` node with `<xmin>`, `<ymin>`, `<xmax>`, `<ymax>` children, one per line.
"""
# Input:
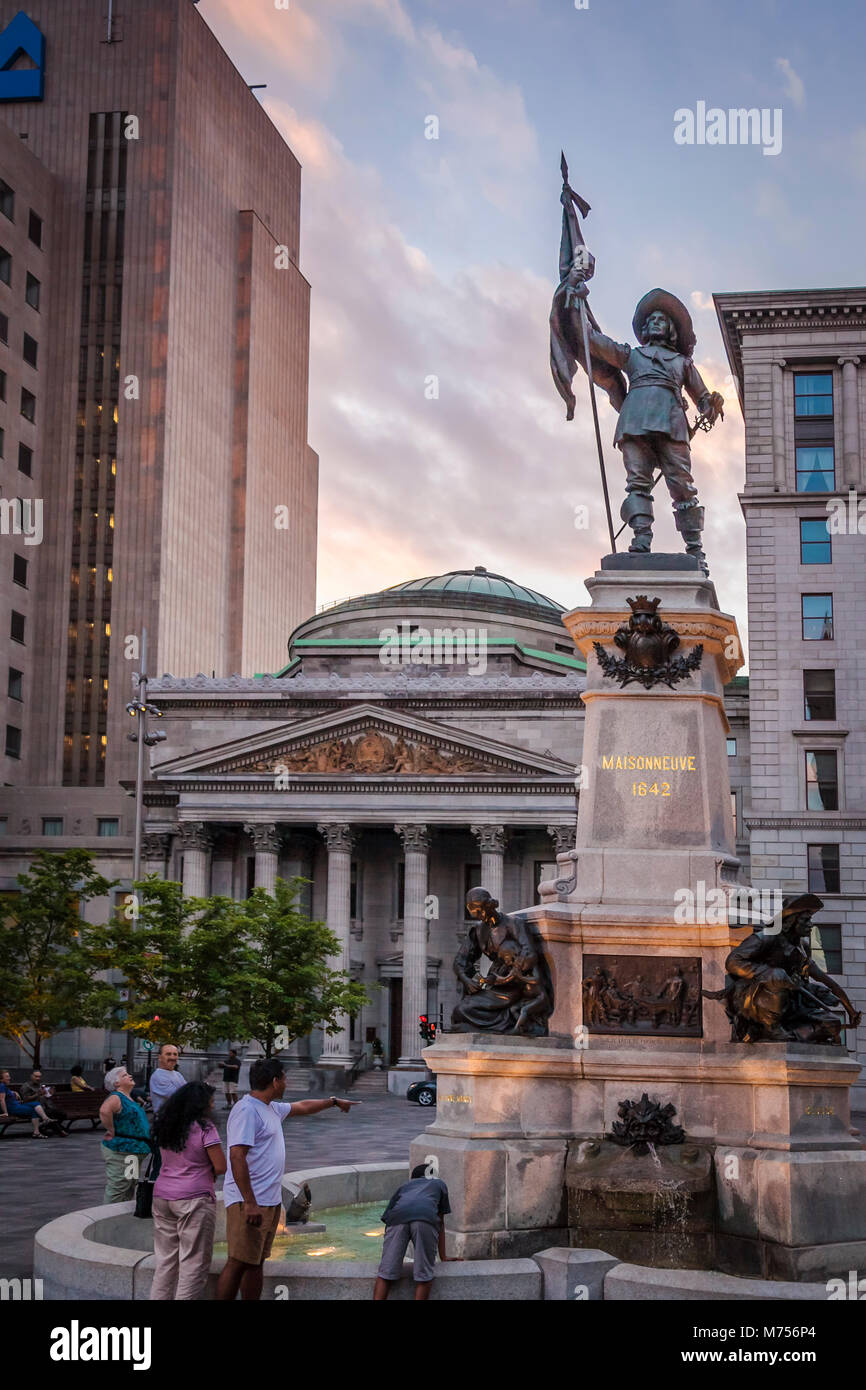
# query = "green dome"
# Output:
<box><xmin>383</xmin><ymin>567</ymin><xmax>564</xmax><ymax>614</ymax></box>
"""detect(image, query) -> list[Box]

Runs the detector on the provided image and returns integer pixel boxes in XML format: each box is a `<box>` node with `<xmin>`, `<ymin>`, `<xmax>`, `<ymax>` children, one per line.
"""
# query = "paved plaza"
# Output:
<box><xmin>0</xmin><ymin>1088</ymin><xmax>428</xmax><ymax>1281</ymax></box>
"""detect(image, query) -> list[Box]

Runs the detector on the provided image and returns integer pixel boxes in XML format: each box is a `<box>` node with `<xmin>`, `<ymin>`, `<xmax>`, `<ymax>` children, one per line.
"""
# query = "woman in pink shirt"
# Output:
<box><xmin>150</xmin><ymin>1081</ymin><xmax>226</xmax><ymax>1300</ymax></box>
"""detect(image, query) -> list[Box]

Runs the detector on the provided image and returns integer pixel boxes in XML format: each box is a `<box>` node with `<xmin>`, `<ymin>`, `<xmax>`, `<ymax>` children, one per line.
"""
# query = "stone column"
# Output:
<box><xmin>177</xmin><ymin>822</ymin><xmax>212</xmax><ymax>898</ymax></box>
<box><xmin>470</xmin><ymin>824</ymin><xmax>506</xmax><ymax>905</ymax></box>
<box><xmin>395</xmin><ymin>823</ymin><xmax>430</xmax><ymax>1070</ymax></box>
<box><xmin>771</xmin><ymin>359</ymin><xmax>787</xmax><ymax>492</ymax></box>
<box><xmin>142</xmin><ymin>832</ymin><xmax>172</xmax><ymax>879</ymax></box>
<box><xmin>547</xmin><ymin>824</ymin><xmax>577</xmax><ymax>858</ymax></box>
<box><xmin>244</xmin><ymin>822</ymin><xmax>282</xmax><ymax>894</ymax></box>
<box><xmin>316</xmin><ymin>823</ymin><xmax>356</xmax><ymax>1066</ymax></box>
<box><xmin>837</xmin><ymin>357</ymin><xmax>861</xmax><ymax>489</ymax></box>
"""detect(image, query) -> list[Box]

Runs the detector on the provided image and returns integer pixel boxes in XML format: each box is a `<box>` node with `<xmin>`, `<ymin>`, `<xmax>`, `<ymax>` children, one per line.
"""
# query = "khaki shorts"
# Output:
<box><xmin>223</xmin><ymin>1081</ymin><xmax>238</xmax><ymax>1094</ymax></box>
<box><xmin>225</xmin><ymin>1201</ymin><xmax>281</xmax><ymax>1265</ymax></box>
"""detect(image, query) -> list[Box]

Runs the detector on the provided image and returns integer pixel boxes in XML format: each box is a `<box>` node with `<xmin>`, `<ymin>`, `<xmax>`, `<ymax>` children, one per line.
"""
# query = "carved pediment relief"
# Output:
<box><xmin>251</xmin><ymin>729</ymin><xmax>489</xmax><ymax>776</ymax></box>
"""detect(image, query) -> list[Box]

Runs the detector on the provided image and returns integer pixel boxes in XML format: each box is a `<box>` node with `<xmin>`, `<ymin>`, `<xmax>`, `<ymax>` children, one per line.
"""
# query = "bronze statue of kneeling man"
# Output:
<box><xmin>704</xmin><ymin>893</ymin><xmax>862</xmax><ymax>1044</ymax></box>
<box><xmin>450</xmin><ymin>888</ymin><xmax>553</xmax><ymax>1036</ymax></box>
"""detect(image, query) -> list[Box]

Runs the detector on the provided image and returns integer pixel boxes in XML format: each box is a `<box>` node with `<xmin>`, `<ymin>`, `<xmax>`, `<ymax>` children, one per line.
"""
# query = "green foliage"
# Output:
<box><xmin>91</xmin><ymin>876</ymin><xmax>370</xmax><ymax>1058</ymax></box>
<box><xmin>223</xmin><ymin>879</ymin><xmax>371</xmax><ymax>1056</ymax></box>
<box><xmin>88</xmin><ymin>878</ymin><xmax>241</xmax><ymax>1049</ymax></box>
<box><xmin>0</xmin><ymin>850</ymin><xmax>117</xmax><ymax>1067</ymax></box>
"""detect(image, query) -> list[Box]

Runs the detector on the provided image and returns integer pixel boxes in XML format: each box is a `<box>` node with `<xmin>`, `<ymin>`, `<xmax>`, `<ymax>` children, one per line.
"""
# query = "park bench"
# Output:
<box><xmin>0</xmin><ymin>1085</ymin><xmax>109</xmax><ymax>1136</ymax></box>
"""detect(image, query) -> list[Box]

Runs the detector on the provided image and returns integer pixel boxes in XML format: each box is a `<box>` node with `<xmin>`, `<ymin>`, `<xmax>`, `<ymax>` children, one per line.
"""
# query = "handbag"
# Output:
<box><xmin>133</xmin><ymin>1147</ymin><xmax>159</xmax><ymax>1219</ymax></box>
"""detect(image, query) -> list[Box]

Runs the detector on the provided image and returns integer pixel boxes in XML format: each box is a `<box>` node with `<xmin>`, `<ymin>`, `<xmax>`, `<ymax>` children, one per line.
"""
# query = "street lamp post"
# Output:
<box><xmin>125</xmin><ymin>628</ymin><xmax>166</xmax><ymax>1074</ymax></box>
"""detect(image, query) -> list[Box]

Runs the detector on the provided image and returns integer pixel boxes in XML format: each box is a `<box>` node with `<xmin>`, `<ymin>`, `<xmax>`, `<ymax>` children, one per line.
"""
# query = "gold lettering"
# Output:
<box><xmin>602</xmin><ymin>755</ymin><xmax>614</xmax><ymax>769</ymax></box>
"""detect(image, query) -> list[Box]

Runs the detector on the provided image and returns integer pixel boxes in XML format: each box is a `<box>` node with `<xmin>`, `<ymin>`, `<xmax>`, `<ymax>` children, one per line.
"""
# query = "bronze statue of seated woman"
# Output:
<box><xmin>450</xmin><ymin>888</ymin><xmax>554</xmax><ymax>1036</ymax></box>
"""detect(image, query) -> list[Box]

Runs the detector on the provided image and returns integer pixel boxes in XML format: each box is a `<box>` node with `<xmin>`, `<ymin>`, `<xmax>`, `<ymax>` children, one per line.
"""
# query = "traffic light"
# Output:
<box><xmin>419</xmin><ymin>1015</ymin><xmax>438</xmax><ymax>1043</ymax></box>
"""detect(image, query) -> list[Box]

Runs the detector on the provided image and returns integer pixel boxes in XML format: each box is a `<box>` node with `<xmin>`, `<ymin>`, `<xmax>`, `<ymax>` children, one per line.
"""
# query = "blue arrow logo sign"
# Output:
<box><xmin>0</xmin><ymin>12</ymin><xmax>45</xmax><ymax>102</ymax></box>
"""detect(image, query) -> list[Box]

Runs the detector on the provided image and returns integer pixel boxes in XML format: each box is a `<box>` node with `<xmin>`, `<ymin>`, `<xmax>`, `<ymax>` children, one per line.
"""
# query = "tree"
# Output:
<box><xmin>222</xmin><ymin>879</ymin><xmax>371</xmax><ymax>1057</ymax></box>
<box><xmin>90</xmin><ymin>876</ymin><xmax>370</xmax><ymax>1059</ymax></box>
<box><xmin>88</xmin><ymin>878</ymin><xmax>241</xmax><ymax>1050</ymax></box>
<box><xmin>0</xmin><ymin>850</ymin><xmax>117</xmax><ymax>1068</ymax></box>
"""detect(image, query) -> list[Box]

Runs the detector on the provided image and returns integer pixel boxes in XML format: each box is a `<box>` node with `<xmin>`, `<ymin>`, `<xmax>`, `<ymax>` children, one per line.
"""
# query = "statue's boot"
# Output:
<box><xmin>621</xmin><ymin>490</ymin><xmax>653</xmax><ymax>554</ymax></box>
<box><xmin>675</xmin><ymin>502</ymin><xmax>708</xmax><ymax>574</ymax></box>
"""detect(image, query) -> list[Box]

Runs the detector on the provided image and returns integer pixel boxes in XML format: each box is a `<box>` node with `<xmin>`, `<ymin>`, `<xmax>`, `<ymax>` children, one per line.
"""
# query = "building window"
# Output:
<box><xmin>0</xmin><ymin>312</ymin><xmax>7</xmax><ymax>343</ymax></box>
<box><xmin>0</xmin><ymin>369</ymin><xmax>5</xmax><ymax>400</ymax></box>
<box><xmin>810</xmin><ymin>923</ymin><xmax>842</xmax><ymax>975</ymax></box>
<box><xmin>726</xmin><ymin>737</ymin><xmax>737</xmax><ymax>756</ymax></box>
<box><xmin>25</xmin><ymin>272</ymin><xmax>40</xmax><ymax>310</ymax></box>
<box><xmin>396</xmin><ymin>861</ymin><xmax>405</xmax><ymax>920</ymax></box>
<box><xmin>801</xmin><ymin>594</ymin><xmax>833</xmax><ymax>641</ymax></box>
<box><xmin>10</xmin><ymin>611</ymin><xmax>25</xmax><ymax>643</ymax></box>
<box><xmin>795</xmin><ymin>447</ymin><xmax>834</xmax><ymax>493</ymax></box>
<box><xmin>799</xmin><ymin>517</ymin><xmax>831</xmax><ymax>564</ymax></box>
<box><xmin>795</xmin><ymin>373</ymin><xmax>833</xmax><ymax>417</ymax></box>
<box><xmin>350</xmin><ymin>861</ymin><xmax>359</xmax><ymax>919</ymax></box>
<box><xmin>0</xmin><ymin>817</ymin><xmax>6</xmax><ymax>835</ymax></box>
<box><xmin>97</xmin><ymin>817</ymin><xmax>119</xmax><ymax>837</ymax></box>
<box><xmin>13</xmin><ymin>554</ymin><xmax>27</xmax><ymax>587</ymax></box>
<box><xmin>7</xmin><ymin>668</ymin><xmax>22</xmax><ymax>700</ymax></box>
<box><xmin>5</xmin><ymin>725</ymin><xmax>21</xmax><ymax>759</ymax></box>
<box><xmin>18</xmin><ymin>443</ymin><xmax>32</xmax><ymax>476</ymax></box>
<box><xmin>0</xmin><ymin>181</ymin><xmax>13</xmax><ymax>221</ymax></box>
<box><xmin>22</xmin><ymin>332</ymin><xmax>37</xmax><ymax>368</ymax></box>
<box><xmin>20</xmin><ymin>388</ymin><xmax>35</xmax><ymax>422</ymax></box>
<box><xmin>28</xmin><ymin>210</ymin><xmax>42</xmax><ymax>248</ymax></box>
<box><xmin>794</xmin><ymin>373</ymin><xmax>834</xmax><ymax>492</ymax></box>
<box><xmin>0</xmin><ymin>247</ymin><xmax>10</xmax><ymax>285</ymax></box>
<box><xmin>42</xmin><ymin>817</ymin><xmax>63</xmax><ymax>836</ymax></box>
<box><xmin>804</xmin><ymin>669</ymin><xmax>836</xmax><ymax>721</ymax></box>
<box><xmin>805</xmin><ymin>750</ymin><xmax>838</xmax><ymax>811</ymax></box>
<box><xmin>0</xmin><ymin>426</ymin><xmax>3</xmax><ymax>458</ymax></box>
<box><xmin>730</xmin><ymin>791</ymin><xmax>738</xmax><ymax>838</ymax></box>
<box><xmin>245</xmin><ymin>856</ymin><xmax>255</xmax><ymax>899</ymax></box>
<box><xmin>807</xmin><ymin>843</ymin><xmax>840</xmax><ymax>894</ymax></box>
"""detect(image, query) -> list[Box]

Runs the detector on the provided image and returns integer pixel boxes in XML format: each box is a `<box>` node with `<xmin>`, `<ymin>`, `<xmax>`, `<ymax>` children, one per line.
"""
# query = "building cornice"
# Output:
<box><xmin>745</xmin><ymin>816</ymin><xmax>866</xmax><ymax>830</ymax></box>
<box><xmin>714</xmin><ymin>287</ymin><xmax>866</xmax><ymax>400</ymax></box>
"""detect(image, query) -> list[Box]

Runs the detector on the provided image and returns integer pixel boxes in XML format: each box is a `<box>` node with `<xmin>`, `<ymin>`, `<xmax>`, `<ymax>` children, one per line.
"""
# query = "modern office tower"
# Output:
<box><xmin>0</xmin><ymin>0</ymin><xmax>317</xmax><ymax>816</ymax></box>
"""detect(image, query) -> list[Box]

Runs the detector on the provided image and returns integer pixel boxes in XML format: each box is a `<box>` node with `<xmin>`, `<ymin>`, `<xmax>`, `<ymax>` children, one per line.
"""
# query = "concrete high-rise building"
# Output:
<box><xmin>0</xmin><ymin>0</ymin><xmax>317</xmax><ymax>832</ymax></box>
<box><xmin>716</xmin><ymin>287</ymin><xmax>866</xmax><ymax>1102</ymax></box>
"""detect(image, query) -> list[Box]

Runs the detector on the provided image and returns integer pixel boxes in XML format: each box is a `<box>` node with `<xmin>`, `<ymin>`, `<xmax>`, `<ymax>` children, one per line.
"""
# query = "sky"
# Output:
<box><xmin>198</xmin><ymin>0</ymin><xmax>866</xmax><ymax>662</ymax></box>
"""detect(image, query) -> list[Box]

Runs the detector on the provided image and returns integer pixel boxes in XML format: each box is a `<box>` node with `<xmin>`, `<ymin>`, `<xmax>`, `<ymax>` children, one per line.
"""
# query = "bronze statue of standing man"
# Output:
<box><xmin>550</xmin><ymin>157</ymin><xmax>724</xmax><ymax>572</ymax></box>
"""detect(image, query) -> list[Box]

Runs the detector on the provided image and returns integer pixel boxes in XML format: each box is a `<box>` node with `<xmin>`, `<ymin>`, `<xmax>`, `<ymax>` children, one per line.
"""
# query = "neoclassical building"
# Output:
<box><xmin>130</xmin><ymin>564</ymin><xmax>754</xmax><ymax>1091</ymax></box>
<box><xmin>140</xmin><ymin>568</ymin><xmax>587</xmax><ymax>1089</ymax></box>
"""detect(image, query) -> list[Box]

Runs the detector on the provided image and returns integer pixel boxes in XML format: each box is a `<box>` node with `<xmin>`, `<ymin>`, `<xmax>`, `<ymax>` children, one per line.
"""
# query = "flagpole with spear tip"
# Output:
<box><xmin>558</xmin><ymin>151</ymin><xmax>616</xmax><ymax>553</ymax></box>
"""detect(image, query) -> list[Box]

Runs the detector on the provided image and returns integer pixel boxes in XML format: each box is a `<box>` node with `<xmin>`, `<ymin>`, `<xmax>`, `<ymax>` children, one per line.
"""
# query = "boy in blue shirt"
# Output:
<box><xmin>373</xmin><ymin>1163</ymin><xmax>452</xmax><ymax>1300</ymax></box>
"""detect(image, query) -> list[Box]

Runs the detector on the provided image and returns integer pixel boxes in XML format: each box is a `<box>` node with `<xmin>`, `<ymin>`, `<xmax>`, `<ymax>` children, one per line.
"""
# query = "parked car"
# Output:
<box><xmin>406</xmin><ymin>1079</ymin><xmax>436</xmax><ymax>1107</ymax></box>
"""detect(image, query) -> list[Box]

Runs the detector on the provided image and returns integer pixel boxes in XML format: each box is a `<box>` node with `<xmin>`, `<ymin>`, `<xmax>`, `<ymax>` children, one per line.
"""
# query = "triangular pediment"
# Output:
<box><xmin>154</xmin><ymin>703</ymin><xmax>573</xmax><ymax>781</ymax></box>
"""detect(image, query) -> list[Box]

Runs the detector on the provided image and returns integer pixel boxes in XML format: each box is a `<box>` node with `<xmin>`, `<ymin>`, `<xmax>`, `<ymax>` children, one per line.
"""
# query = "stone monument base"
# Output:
<box><xmin>412</xmin><ymin>1032</ymin><xmax>866</xmax><ymax>1278</ymax></box>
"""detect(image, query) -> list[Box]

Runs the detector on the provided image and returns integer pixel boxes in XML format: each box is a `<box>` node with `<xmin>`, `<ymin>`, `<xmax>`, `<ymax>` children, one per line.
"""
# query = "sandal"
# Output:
<box><xmin>31</xmin><ymin>1131</ymin><xmax>48</xmax><ymax>1138</ymax></box>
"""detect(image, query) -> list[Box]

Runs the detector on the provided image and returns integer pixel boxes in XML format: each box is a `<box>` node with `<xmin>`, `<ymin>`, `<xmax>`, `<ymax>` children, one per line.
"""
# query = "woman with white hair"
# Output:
<box><xmin>98</xmin><ymin>1065</ymin><xmax>152</xmax><ymax>1203</ymax></box>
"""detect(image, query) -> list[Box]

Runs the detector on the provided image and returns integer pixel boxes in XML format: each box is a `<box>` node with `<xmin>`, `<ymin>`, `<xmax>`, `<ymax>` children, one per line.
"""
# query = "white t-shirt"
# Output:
<box><xmin>149</xmin><ymin>1067</ymin><xmax>186</xmax><ymax>1113</ymax></box>
<box><xmin>223</xmin><ymin>1094</ymin><xmax>292</xmax><ymax>1207</ymax></box>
